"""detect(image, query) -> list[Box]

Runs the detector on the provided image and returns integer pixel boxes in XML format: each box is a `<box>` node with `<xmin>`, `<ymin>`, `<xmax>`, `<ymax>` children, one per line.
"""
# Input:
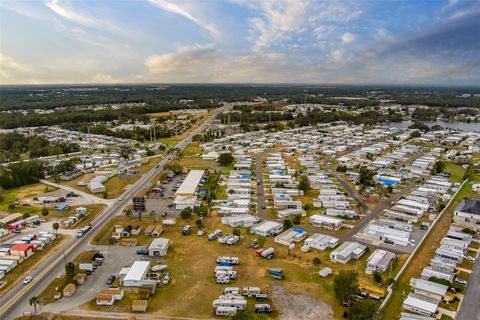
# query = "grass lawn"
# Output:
<box><xmin>179</xmin><ymin>157</ymin><xmax>217</xmax><ymax>170</ymax></box>
<box><xmin>0</xmin><ymin>235</ymin><xmax>71</xmax><ymax>298</ymax></box>
<box><xmin>0</xmin><ymin>183</ymin><xmax>56</xmax><ymax>215</ymax></box>
<box><xmin>181</xmin><ymin>143</ymin><xmax>202</xmax><ymax>157</ymax></box>
<box><xmin>39</xmin><ymin>250</ymin><xmax>98</xmax><ymax>305</ymax></box>
<box><xmin>445</xmin><ymin>162</ymin><xmax>466</xmax><ymax>183</ymax></box>
<box><xmin>87</xmin><ymin>215</ymin><xmax>390</xmax><ymax>318</ymax></box>
<box><xmin>383</xmin><ymin>174</ymin><xmax>480</xmax><ymax>319</ymax></box>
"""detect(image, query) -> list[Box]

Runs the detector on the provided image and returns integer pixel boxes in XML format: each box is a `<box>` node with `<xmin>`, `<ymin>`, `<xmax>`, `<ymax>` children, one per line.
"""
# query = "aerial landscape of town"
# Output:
<box><xmin>1</xmin><ymin>1</ymin><xmax>480</xmax><ymax>320</ymax></box>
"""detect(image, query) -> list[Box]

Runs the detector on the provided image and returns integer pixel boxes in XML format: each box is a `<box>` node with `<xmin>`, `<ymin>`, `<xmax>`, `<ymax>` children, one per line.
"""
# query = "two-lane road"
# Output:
<box><xmin>0</xmin><ymin>106</ymin><xmax>226</xmax><ymax>319</ymax></box>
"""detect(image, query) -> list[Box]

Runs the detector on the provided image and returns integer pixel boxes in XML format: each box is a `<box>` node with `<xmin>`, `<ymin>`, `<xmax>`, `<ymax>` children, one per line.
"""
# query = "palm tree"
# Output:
<box><xmin>29</xmin><ymin>296</ymin><xmax>40</xmax><ymax>315</ymax></box>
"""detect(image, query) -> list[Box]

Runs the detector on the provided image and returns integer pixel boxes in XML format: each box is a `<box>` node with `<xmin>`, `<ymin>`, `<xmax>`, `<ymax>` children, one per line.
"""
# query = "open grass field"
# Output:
<box><xmin>383</xmin><ymin>174</ymin><xmax>480</xmax><ymax>319</ymax></box>
<box><xmin>181</xmin><ymin>143</ymin><xmax>202</xmax><ymax>157</ymax></box>
<box><xmin>445</xmin><ymin>162</ymin><xmax>466</xmax><ymax>183</ymax></box>
<box><xmin>87</xmin><ymin>214</ymin><xmax>400</xmax><ymax>319</ymax></box>
<box><xmin>179</xmin><ymin>157</ymin><xmax>217</xmax><ymax>170</ymax></box>
<box><xmin>0</xmin><ymin>235</ymin><xmax>71</xmax><ymax>298</ymax></box>
<box><xmin>0</xmin><ymin>183</ymin><xmax>56</xmax><ymax>215</ymax></box>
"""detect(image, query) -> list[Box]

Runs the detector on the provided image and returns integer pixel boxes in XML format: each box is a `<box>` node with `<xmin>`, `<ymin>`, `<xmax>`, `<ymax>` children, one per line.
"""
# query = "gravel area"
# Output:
<box><xmin>272</xmin><ymin>285</ymin><xmax>333</xmax><ymax>320</ymax></box>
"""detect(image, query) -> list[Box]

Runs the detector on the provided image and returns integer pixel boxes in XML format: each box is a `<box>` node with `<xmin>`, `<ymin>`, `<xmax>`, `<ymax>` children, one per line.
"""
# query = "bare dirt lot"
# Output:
<box><xmin>272</xmin><ymin>284</ymin><xmax>333</xmax><ymax>320</ymax></box>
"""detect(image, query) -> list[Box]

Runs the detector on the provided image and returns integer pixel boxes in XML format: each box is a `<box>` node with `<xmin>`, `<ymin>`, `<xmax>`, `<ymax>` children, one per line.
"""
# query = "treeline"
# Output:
<box><xmin>0</xmin><ymin>102</ymin><xmax>211</xmax><ymax>129</ymax></box>
<box><xmin>59</xmin><ymin>123</ymin><xmax>176</xmax><ymax>142</ymax></box>
<box><xmin>0</xmin><ymin>132</ymin><xmax>80</xmax><ymax>163</ymax></box>
<box><xmin>396</xmin><ymin>96</ymin><xmax>480</xmax><ymax>109</ymax></box>
<box><xmin>218</xmin><ymin>110</ymin><xmax>295</xmax><ymax>124</ymax></box>
<box><xmin>0</xmin><ymin>161</ymin><xmax>45</xmax><ymax>189</ymax></box>
<box><xmin>295</xmin><ymin>109</ymin><xmax>402</xmax><ymax>126</ymax></box>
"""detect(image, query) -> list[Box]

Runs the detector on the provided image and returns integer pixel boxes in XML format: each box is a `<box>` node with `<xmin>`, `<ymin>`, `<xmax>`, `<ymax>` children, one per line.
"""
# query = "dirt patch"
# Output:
<box><xmin>272</xmin><ymin>284</ymin><xmax>333</xmax><ymax>320</ymax></box>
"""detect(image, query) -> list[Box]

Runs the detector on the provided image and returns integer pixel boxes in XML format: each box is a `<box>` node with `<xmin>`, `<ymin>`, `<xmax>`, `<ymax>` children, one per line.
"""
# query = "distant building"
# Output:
<box><xmin>454</xmin><ymin>198</ymin><xmax>480</xmax><ymax>224</ymax></box>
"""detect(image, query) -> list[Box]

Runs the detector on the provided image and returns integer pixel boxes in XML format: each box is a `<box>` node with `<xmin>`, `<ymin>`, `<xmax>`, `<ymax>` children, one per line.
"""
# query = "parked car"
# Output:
<box><xmin>11</xmin><ymin>229</ymin><xmax>21</xmax><ymax>234</ymax></box>
<box><xmin>23</xmin><ymin>276</ymin><xmax>33</xmax><ymax>285</ymax></box>
<box><xmin>106</xmin><ymin>275</ymin><xmax>116</xmax><ymax>285</ymax></box>
<box><xmin>162</xmin><ymin>273</ymin><xmax>171</xmax><ymax>285</ymax></box>
<box><xmin>454</xmin><ymin>277</ymin><xmax>467</xmax><ymax>286</ymax></box>
<box><xmin>182</xmin><ymin>225</ymin><xmax>192</xmax><ymax>235</ymax></box>
<box><xmin>136</xmin><ymin>248</ymin><xmax>148</xmax><ymax>255</ymax></box>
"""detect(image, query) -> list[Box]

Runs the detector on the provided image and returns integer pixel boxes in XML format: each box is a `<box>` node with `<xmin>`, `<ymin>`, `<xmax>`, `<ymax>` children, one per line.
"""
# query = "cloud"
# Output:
<box><xmin>148</xmin><ymin>0</ymin><xmax>221</xmax><ymax>40</ymax></box>
<box><xmin>145</xmin><ymin>44</ymin><xmax>218</xmax><ymax>75</ymax></box>
<box><xmin>341</xmin><ymin>32</ymin><xmax>355</xmax><ymax>44</ymax></box>
<box><xmin>45</xmin><ymin>0</ymin><xmax>121</xmax><ymax>32</ymax></box>
<box><xmin>0</xmin><ymin>53</ymin><xmax>36</xmax><ymax>84</ymax></box>
<box><xmin>92</xmin><ymin>73</ymin><xmax>116</xmax><ymax>83</ymax></box>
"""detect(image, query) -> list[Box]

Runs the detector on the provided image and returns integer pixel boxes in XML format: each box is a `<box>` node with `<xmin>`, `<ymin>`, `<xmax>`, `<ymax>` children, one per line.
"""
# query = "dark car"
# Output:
<box><xmin>106</xmin><ymin>275</ymin><xmax>116</xmax><ymax>285</ymax></box>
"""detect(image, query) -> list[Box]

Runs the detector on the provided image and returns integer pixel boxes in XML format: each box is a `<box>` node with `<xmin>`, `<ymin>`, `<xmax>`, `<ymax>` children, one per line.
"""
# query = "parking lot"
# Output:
<box><xmin>145</xmin><ymin>174</ymin><xmax>185</xmax><ymax>217</ymax></box>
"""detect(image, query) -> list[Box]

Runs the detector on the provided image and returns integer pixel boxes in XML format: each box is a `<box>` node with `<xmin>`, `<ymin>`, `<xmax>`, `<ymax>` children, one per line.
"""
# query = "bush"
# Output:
<box><xmin>313</xmin><ymin>257</ymin><xmax>321</xmax><ymax>265</ymax></box>
<box><xmin>291</xmin><ymin>214</ymin><xmax>301</xmax><ymax>224</ymax></box>
<box><xmin>336</xmin><ymin>165</ymin><xmax>348</xmax><ymax>172</ymax></box>
<box><xmin>283</xmin><ymin>219</ymin><xmax>293</xmax><ymax>230</ymax></box>
<box><xmin>180</xmin><ymin>207</ymin><xmax>192</xmax><ymax>219</ymax></box>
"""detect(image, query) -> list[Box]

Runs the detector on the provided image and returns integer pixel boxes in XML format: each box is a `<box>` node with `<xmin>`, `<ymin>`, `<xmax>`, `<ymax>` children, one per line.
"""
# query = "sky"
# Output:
<box><xmin>0</xmin><ymin>0</ymin><xmax>479</xmax><ymax>85</ymax></box>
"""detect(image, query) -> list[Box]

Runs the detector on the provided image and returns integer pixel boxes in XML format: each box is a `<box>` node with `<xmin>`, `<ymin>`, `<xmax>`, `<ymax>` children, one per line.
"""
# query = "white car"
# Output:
<box><xmin>162</xmin><ymin>273</ymin><xmax>171</xmax><ymax>285</ymax></box>
<box><xmin>23</xmin><ymin>276</ymin><xmax>33</xmax><ymax>285</ymax></box>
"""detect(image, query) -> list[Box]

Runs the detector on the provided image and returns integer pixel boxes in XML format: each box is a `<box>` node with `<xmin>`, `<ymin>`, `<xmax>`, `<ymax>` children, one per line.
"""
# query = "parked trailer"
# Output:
<box><xmin>254</xmin><ymin>304</ymin><xmax>273</xmax><ymax>313</ymax></box>
<box><xmin>218</xmin><ymin>294</ymin><xmax>246</xmax><ymax>301</ymax></box>
<box><xmin>78</xmin><ymin>263</ymin><xmax>94</xmax><ymax>272</ymax></box>
<box><xmin>226</xmin><ymin>235</ymin><xmax>240</xmax><ymax>245</ymax></box>
<box><xmin>216</xmin><ymin>276</ymin><xmax>231</xmax><ymax>284</ymax></box>
<box><xmin>215</xmin><ymin>306</ymin><xmax>237</xmax><ymax>317</ymax></box>
<box><xmin>213</xmin><ymin>299</ymin><xmax>247</xmax><ymax>310</ymax></box>
<box><xmin>256</xmin><ymin>248</ymin><xmax>275</xmax><ymax>259</ymax></box>
<box><xmin>7</xmin><ymin>220</ymin><xmax>26</xmax><ymax>230</ymax></box>
<box><xmin>214</xmin><ymin>266</ymin><xmax>233</xmax><ymax>273</ymax></box>
<box><xmin>242</xmin><ymin>287</ymin><xmax>261</xmax><ymax>297</ymax></box>
<box><xmin>215</xmin><ymin>270</ymin><xmax>237</xmax><ymax>280</ymax></box>
<box><xmin>208</xmin><ymin>229</ymin><xmax>223</xmax><ymax>240</ymax></box>
<box><xmin>217</xmin><ymin>256</ymin><xmax>240</xmax><ymax>265</ymax></box>
<box><xmin>224</xmin><ymin>287</ymin><xmax>241</xmax><ymax>295</ymax></box>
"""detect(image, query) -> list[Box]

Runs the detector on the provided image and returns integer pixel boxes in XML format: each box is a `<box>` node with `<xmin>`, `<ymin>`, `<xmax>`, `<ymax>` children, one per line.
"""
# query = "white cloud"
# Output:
<box><xmin>92</xmin><ymin>73</ymin><xmax>116</xmax><ymax>83</ymax></box>
<box><xmin>341</xmin><ymin>32</ymin><xmax>355</xmax><ymax>44</ymax></box>
<box><xmin>148</xmin><ymin>0</ymin><xmax>221</xmax><ymax>40</ymax></box>
<box><xmin>330</xmin><ymin>49</ymin><xmax>343</xmax><ymax>61</ymax></box>
<box><xmin>145</xmin><ymin>44</ymin><xmax>218</xmax><ymax>75</ymax></box>
<box><xmin>45</xmin><ymin>0</ymin><xmax>121</xmax><ymax>32</ymax></box>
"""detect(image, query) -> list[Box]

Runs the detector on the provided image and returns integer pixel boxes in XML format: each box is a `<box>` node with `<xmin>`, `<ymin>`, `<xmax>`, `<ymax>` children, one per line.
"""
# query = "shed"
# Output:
<box><xmin>63</xmin><ymin>283</ymin><xmax>76</xmax><ymax>297</ymax></box>
<box><xmin>10</xmin><ymin>243</ymin><xmax>35</xmax><ymax>258</ymax></box>
<box><xmin>148</xmin><ymin>238</ymin><xmax>170</xmax><ymax>257</ymax></box>
<box><xmin>132</xmin><ymin>299</ymin><xmax>148</xmax><ymax>312</ymax></box>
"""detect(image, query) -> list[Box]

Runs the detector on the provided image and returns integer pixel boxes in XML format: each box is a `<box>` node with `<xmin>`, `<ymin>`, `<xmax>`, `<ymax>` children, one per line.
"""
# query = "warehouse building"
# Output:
<box><xmin>174</xmin><ymin>170</ymin><xmax>205</xmax><ymax>197</ymax></box>
<box><xmin>148</xmin><ymin>238</ymin><xmax>170</xmax><ymax>257</ymax></box>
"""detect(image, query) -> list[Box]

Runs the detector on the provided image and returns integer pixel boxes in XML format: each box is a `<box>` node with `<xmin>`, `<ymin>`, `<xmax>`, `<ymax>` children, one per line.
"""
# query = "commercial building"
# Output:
<box><xmin>174</xmin><ymin>170</ymin><xmax>205</xmax><ymax>197</ymax></box>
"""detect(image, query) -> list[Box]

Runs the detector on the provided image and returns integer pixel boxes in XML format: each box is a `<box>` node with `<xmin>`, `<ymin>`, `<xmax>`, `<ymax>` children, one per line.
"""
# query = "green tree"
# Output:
<box><xmin>65</xmin><ymin>261</ymin><xmax>76</xmax><ymax>277</ymax></box>
<box><xmin>313</xmin><ymin>257</ymin><xmax>321</xmax><ymax>265</ymax></box>
<box><xmin>347</xmin><ymin>300</ymin><xmax>381</xmax><ymax>320</ymax></box>
<box><xmin>409</xmin><ymin>130</ymin><xmax>421</xmax><ymax>139</ymax></box>
<box><xmin>7</xmin><ymin>202</ymin><xmax>16</xmax><ymax>212</ymax></box>
<box><xmin>102</xmin><ymin>191</ymin><xmax>109</xmax><ymax>199</ymax></box>
<box><xmin>218</xmin><ymin>152</ymin><xmax>234</xmax><ymax>166</ymax></box>
<box><xmin>274</xmin><ymin>182</ymin><xmax>285</xmax><ymax>188</ymax></box>
<box><xmin>195</xmin><ymin>219</ymin><xmax>203</xmax><ymax>229</ymax></box>
<box><xmin>298</xmin><ymin>175</ymin><xmax>311</xmax><ymax>192</ymax></box>
<box><xmin>372</xmin><ymin>271</ymin><xmax>383</xmax><ymax>284</ymax></box>
<box><xmin>336</xmin><ymin>165</ymin><xmax>348</xmax><ymax>172</ymax></box>
<box><xmin>283</xmin><ymin>218</ymin><xmax>293</xmax><ymax>230</ymax></box>
<box><xmin>52</xmin><ymin>222</ymin><xmax>59</xmax><ymax>235</ymax></box>
<box><xmin>291</xmin><ymin>214</ymin><xmax>301</xmax><ymax>225</ymax></box>
<box><xmin>333</xmin><ymin>270</ymin><xmax>359</xmax><ymax>303</ymax></box>
<box><xmin>233</xmin><ymin>228</ymin><xmax>241</xmax><ymax>236</ymax></box>
<box><xmin>29</xmin><ymin>296</ymin><xmax>40</xmax><ymax>315</ymax></box>
<box><xmin>41</xmin><ymin>207</ymin><xmax>49</xmax><ymax>218</ymax></box>
<box><xmin>180</xmin><ymin>207</ymin><xmax>192</xmax><ymax>219</ymax></box>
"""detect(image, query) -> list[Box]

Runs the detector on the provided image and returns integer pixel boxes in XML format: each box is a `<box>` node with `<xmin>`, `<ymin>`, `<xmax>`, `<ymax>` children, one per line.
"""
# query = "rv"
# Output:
<box><xmin>242</xmin><ymin>287</ymin><xmax>261</xmax><ymax>297</ymax></box>
<box><xmin>254</xmin><ymin>304</ymin><xmax>273</xmax><ymax>313</ymax></box>
<box><xmin>216</xmin><ymin>256</ymin><xmax>240</xmax><ymax>265</ymax></box>
<box><xmin>215</xmin><ymin>306</ymin><xmax>237</xmax><ymax>317</ymax></box>
<box><xmin>208</xmin><ymin>229</ymin><xmax>223</xmax><ymax>240</ymax></box>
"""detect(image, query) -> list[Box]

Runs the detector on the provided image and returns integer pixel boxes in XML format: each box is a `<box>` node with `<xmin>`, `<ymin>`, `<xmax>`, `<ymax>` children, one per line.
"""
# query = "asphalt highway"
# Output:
<box><xmin>0</xmin><ymin>106</ymin><xmax>225</xmax><ymax>319</ymax></box>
